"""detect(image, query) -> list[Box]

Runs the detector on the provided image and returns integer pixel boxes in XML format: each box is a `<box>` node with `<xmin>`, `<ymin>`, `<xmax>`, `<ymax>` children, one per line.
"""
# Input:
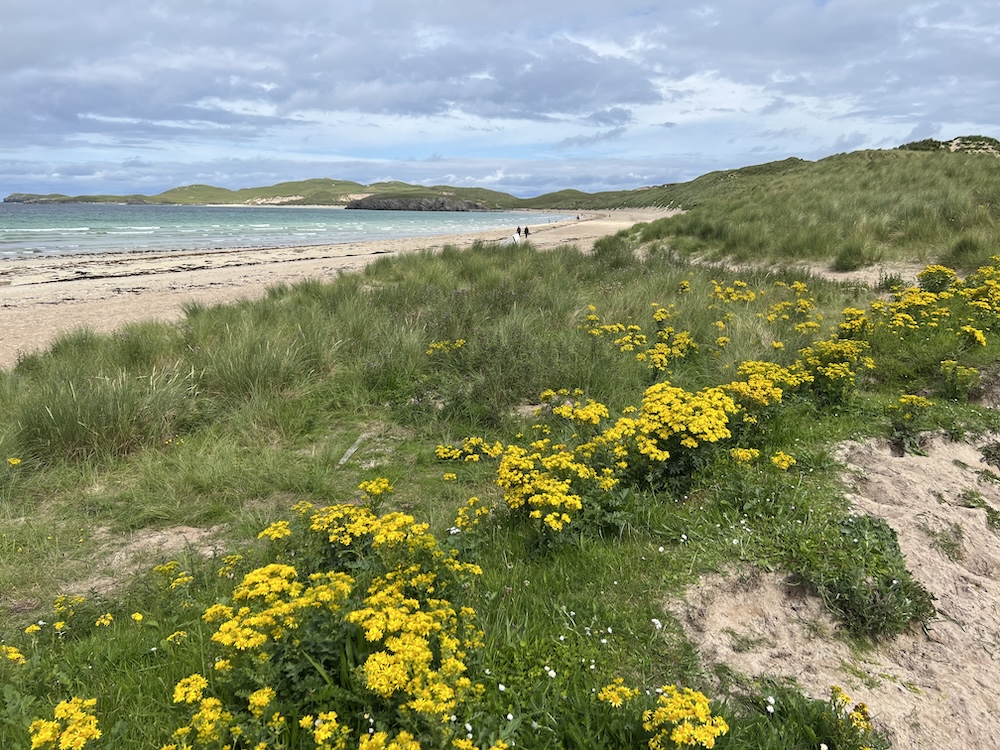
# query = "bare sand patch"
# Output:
<box><xmin>672</xmin><ymin>434</ymin><xmax>1000</xmax><ymax>749</ymax></box>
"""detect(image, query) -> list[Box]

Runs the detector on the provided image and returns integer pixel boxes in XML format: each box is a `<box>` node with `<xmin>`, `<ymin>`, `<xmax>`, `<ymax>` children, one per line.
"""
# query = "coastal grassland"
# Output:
<box><xmin>637</xmin><ymin>150</ymin><xmax>1000</xmax><ymax>270</ymax></box>
<box><xmin>526</xmin><ymin>148</ymin><xmax>1000</xmax><ymax>271</ymax></box>
<box><xmin>5</xmin><ymin>235</ymin><xmax>1000</xmax><ymax>749</ymax></box>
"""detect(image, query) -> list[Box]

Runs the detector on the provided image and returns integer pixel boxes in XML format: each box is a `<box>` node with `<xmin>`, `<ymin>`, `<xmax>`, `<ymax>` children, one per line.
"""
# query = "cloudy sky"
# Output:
<box><xmin>2</xmin><ymin>1</ymin><xmax>997</xmax><ymax>198</ymax></box>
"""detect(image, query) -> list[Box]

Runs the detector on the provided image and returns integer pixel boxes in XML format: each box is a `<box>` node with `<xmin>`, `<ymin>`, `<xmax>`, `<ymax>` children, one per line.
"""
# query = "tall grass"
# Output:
<box><xmin>631</xmin><ymin>150</ymin><xmax>1000</xmax><ymax>268</ymax></box>
<box><xmin>3</xmin><ymin>228</ymin><xmax>997</xmax><ymax>748</ymax></box>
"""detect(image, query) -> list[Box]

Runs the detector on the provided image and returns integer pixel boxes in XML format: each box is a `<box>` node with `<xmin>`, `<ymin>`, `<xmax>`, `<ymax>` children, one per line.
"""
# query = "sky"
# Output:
<box><xmin>2</xmin><ymin>0</ymin><xmax>998</xmax><ymax>198</ymax></box>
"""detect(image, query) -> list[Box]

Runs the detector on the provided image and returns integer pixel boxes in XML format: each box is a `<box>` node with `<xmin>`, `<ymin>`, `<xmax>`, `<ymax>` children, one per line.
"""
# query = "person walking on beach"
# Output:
<box><xmin>523</xmin><ymin>226</ymin><xmax>530</xmax><ymax>238</ymax></box>
<box><xmin>516</xmin><ymin>226</ymin><xmax>522</xmax><ymax>237</ymax></box>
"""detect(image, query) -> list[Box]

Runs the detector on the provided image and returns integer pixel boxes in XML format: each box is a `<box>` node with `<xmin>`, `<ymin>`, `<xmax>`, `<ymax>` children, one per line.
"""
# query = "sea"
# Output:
<box><xmin>0</xmin><ymin>203</ymin><xmax>567</xmax><ymax>260</ymax></box>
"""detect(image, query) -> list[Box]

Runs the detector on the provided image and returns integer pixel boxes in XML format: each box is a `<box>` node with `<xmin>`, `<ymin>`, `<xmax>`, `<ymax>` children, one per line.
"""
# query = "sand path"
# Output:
<box><xmin>0</xmin><ymin>208</ymin><xmax>675</xmax><ymax>369</ymax></box>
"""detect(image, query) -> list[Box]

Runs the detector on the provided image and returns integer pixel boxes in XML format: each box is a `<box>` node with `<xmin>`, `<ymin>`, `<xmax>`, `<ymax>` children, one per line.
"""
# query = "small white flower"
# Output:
<box><xmin>498</xmin><ymin>683</ymin><xmax>506</xmax><ymax>692</ymax></box>
<box><xmin>767</xmin><ymin>696</ymin><xmax>775</xmax><ymax>705</ymax></box>
<box><xmin>465</xmin><ymin>723</ymin><xmax>473</xmax><ymax>732</ymax></box>
<box><xmin>651</xmin><ymin>618</ymin><xmax>663</xmax><ymax>630</ymax></box>
<box><xmin>449</xmin><ymin>527</ymin><xmax>461</xmax><ymax>535</ymax></box>
<box><xmin>766</xmin><ymin>705</ymin><xmax>774</xmax><ymax>714</ymax></box>
<box><xmin>658</xmin><ymin>546</ymin><xmax>665</xmax><ymax>553</ymax></box>
<box><xmin>506</xmin><ymin>713</ymin><xmax>514</xmax><ymax>721</ymax></box>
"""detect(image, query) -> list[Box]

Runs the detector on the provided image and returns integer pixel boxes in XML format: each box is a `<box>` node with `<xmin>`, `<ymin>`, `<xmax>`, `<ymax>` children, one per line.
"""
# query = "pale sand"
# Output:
<box><xmin>0</xmin><ymin>208</ymin><xmax>677</xmax><ymax>370</ymax></box>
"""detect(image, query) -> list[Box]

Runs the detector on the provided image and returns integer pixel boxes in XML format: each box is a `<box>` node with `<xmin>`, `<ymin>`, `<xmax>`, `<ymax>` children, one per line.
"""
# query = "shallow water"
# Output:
<box><xmin>0</xmin><ymin>203</ymin><xmax>564</xmax><ymax>259</ymax></box>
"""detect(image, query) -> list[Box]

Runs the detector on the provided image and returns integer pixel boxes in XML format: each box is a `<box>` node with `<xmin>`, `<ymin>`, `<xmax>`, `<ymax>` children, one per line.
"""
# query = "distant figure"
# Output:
<box><xmin>516</xmin><ymin>226</ymin><xmax>522</xmax><ymax>236</ymax></box>
<box><xmin>523</xmin><ymin>226</ymin><xmax>530</xmax><ymax>238</ymax></box>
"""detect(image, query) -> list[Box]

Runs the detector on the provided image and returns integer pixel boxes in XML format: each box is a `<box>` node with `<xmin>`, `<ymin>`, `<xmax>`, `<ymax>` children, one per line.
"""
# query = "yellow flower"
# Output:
<box><xmin>258</xmin><ymin>521</ymin><xmax>292</xmax><ymax>541</ymax></box>
<box><xmin>29</xmin><ymin>697</ymin><xmax>101</xmax><ymax>750</ymax></box>
<box><xmin>166</xmin><ymin>630</ymin><xmax>188</xmax><ymax>645</ymax></box>
<box><xmin>2</xmin><ymin>645</ymin><xmax>26</xmax><ymax>664</ymax></box>
<box><xmin>247</xmin><ymin>687</ymin><xmax>276</xmax><ymax>717</ymax></box>
<box><xmin>359</xmin><ymin>477</ymin><xmax>394</xmax><ymax>496</ymax></box>
<box><xmin>442</xmin><ymin>472</ymin><xmax>457</xmax><ymax>481</ymax></box>
<box><xmin>131</xmin><ymin>612</ymin><xmax>143</xmax><ymax>623</ymax></box>
<box><xmin>6</xmin><ymin>457</ymin><xmax>20</xmax><ymax>466</ymax></box>
<box><xmin>24</xmin><ymin>624</ymin><xmax>41</xmax><ymax>635</ymax></box>
<box><xmin>771</xmin><ymin>451</ymin><xmax>796</xmax><ymax>470</ymax></box>
<box><xmin>173</xmin><ymin>674</ymin><xmax>209</xmax><ymax>704</ymax></box>
<box><xmin>95</xmin><ymin>613</ymin><xmax>113</xmax><ymax>627</ymax></box>
<box><xmin>598</xmin><ymin>677</ymin><xmax>640</xmax><ymax>708</ymax></box>
<box><xmin>729</xmin><ymin>448</ymin><xmax>760</xmax><ymax>464</ymax></box>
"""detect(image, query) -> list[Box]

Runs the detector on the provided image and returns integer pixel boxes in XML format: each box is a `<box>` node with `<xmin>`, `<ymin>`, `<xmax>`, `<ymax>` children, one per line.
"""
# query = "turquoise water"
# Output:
<box><xmin>0</xmin><ymin>203</ymin><xmax>566</xmax><ymax>259</ymax></box>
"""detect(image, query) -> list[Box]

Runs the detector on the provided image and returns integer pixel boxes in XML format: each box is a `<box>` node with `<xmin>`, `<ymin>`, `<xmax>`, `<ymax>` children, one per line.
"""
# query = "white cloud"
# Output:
<box><xmin>0</xmin><ymin>0</ymin><xmax>997</xmax><ymax>196</ymax></box>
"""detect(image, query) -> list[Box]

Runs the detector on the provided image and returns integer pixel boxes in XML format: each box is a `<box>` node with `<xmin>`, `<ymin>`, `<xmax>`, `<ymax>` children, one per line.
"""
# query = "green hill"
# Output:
<box><xmin>5</xmin><ymin>137</ymin><xmax>999</xmax><ymax>272</ymax></box>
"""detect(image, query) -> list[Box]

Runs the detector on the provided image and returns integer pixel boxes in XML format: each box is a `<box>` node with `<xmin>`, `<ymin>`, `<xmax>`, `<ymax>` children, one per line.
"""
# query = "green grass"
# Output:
<box><xmin>9</xmin><ymin>151</ymin><xmax>1000</xmax><ymax>746</ymax></box>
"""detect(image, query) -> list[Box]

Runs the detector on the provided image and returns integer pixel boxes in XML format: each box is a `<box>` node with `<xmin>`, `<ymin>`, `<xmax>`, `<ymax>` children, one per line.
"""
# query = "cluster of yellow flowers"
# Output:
<box><xmin>495</xmin><ymin>437</ymin><xmax>615</xmax><ymax>532</ymax></box>
<box><xmin>711</xmin><ymin>279</ymin><xmax>757</xmax><ymax>304</ymax></box>
<box><xmin>838</xmin><ymin>260</ymin><xmax>1000</xmax><ymax>362</ymax></box>
<box><xmin>168</xmin><ymin>503</ymin><xmax>484</xmax><ymax>749</ymax></box>
<box><xmin>454</xmin><ymin>496</ymin><xmax>492</xmax><ymax>531</ymax></box>
<box><xmin>540</xmin><ymin>388</ymin><xmax>610</xmax><ymax>426</ymax></box>
<box><xmin>763</xmin><ymin>281</ymin><xmax>823</xmax><ymax>334</ymax></box>
<box><xmin>154</xmin><ymin>560</ymin><xmax>195</xmax><ymax>591</ymax></box>
<box><xmin>642</xmin><ymin>685</ymin><xmax>729</xmax><ymax>749</ymax></box>
<box><xmin>598</xmin><ymin>677</ymin><xmax>640</xmax><ymax>708</ymax></box>
<box><xmin>797</xmin><ymin>338</ymin><xmax>875</xmax><ymax>402</ymax></box>
<box><xmin>359</xmin><ymin>477</ymin><xmax>395</xmax><ymax>498</ymax></box>
<box><xmin>831</xmin><ymin>685</ymin><xmax>874</xmax><ymax>734</ymax></box>
<box><xmin>2</xmin><ymin>644</ymin><xmax>26</xmax><ymax>665</ymax></box>
<box><xmin>347</xmin><ymin>563</ymin><xmax>482</xmax><ymax>718</ymax></box>
<box><xmin>299</xmin><ymin>711</ymin><xmax>351</xmax><ymax>750</ymax></box>
<box><xmin>29</xmin><ymin>697</ymin><xmax>102</xmax><ymax>750</ymax></box>
<box><xmin>425</xmin><ymin>338</ymin><xmax>467</xmax><ymax>355</ymax></box>
<box><xmin>729</xmin><ymin>448</ymin><xmax>761</xmax><ymax>463</ymax></box>
<box><xmin>940</xmin><ymin>359</ymin><xmax>980</xmax><ymax>397</ymax></box>
<box><xmin>443</xmin><ymin>365</ymin><xmax>809</xmax><ymax>532</ymax></box>
<box><xmin>435</xmin><ymin>437</ymin><xmax>505</xmax><ymax>462</ymax></box>
<box><xmin>582</xmin><ymin>304</ymin><xmax>699</xmax><ymax>372</ymax></box>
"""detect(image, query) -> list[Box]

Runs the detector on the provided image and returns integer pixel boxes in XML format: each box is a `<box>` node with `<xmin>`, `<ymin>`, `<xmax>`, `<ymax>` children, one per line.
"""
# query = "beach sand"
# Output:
<box><xmin>0</xmin><ymin>208</ymin><xmax>675</xmax><ymax>369</ymax></box>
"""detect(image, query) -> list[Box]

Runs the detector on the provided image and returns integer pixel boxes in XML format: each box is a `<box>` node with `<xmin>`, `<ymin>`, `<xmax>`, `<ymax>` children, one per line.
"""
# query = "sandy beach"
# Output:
<box><xmin>0</xmin><ymin>208</ymin><xmax>675</xmax><ymax>369</ymax></box>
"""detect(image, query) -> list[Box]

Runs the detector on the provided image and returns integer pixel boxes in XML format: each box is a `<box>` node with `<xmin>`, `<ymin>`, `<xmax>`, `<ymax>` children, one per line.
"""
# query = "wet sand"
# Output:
<box><xmin>0</xmin><ymin>208</ymin><xmax>676</xmax><ymax>369</ymax></box>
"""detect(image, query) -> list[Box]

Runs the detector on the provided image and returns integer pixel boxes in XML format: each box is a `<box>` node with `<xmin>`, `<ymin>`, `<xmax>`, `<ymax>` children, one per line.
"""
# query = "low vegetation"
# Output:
<box><xmin>3</xmin><ymin>139</ymin><xmax>1000</xmax><ymax>748</ymax></box>
<box><xmin>5</xmin><ymin>217</ymin><xmax>1000</xmax><ymax>748</ymax></box>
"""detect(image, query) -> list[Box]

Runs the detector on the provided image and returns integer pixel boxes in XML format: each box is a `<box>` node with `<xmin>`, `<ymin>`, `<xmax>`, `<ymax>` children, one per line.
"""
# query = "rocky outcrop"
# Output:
<box><xmin>345</xmin><ymin>195</ymin><xmax>489</xmax><ymax>211</ymax></box>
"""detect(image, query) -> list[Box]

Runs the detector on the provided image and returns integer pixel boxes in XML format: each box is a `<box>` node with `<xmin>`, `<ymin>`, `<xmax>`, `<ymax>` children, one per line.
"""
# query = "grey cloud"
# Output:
<box><xmin>556</xmin><ymin>127</ymin><xmax>628</xmax><ymax>149</ymax></box>
<box><xmin>2</xmin><ymin>0</ymin><xmax>998</xmax><ymax>198</ymax></box>
<box><xmin>585</xmin><ymin>108</ymin><xmax>634</xmax><ymax>127</ymax></box>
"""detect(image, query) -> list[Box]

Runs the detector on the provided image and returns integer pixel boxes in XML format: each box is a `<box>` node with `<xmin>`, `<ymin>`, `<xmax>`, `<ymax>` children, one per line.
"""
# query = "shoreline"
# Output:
<box><xmin>0</xmin><ymin>208</ymin><xmax>677</xmax><ymax>369</ymax></box>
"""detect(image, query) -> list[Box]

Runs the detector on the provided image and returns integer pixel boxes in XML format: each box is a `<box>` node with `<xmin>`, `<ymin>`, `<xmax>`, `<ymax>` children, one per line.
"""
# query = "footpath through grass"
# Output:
<box><xmin>4</xmin><ymin>235</ymin><xmax>1000</xmax><ymax>749</ymax></box>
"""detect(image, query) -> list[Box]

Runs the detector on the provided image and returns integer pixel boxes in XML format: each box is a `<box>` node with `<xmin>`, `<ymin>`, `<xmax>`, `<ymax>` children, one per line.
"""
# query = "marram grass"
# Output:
<box><xmin>7</xmin><ymin>236</ymin><xmax>1000</xmax><ymax>747</ymax></box>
